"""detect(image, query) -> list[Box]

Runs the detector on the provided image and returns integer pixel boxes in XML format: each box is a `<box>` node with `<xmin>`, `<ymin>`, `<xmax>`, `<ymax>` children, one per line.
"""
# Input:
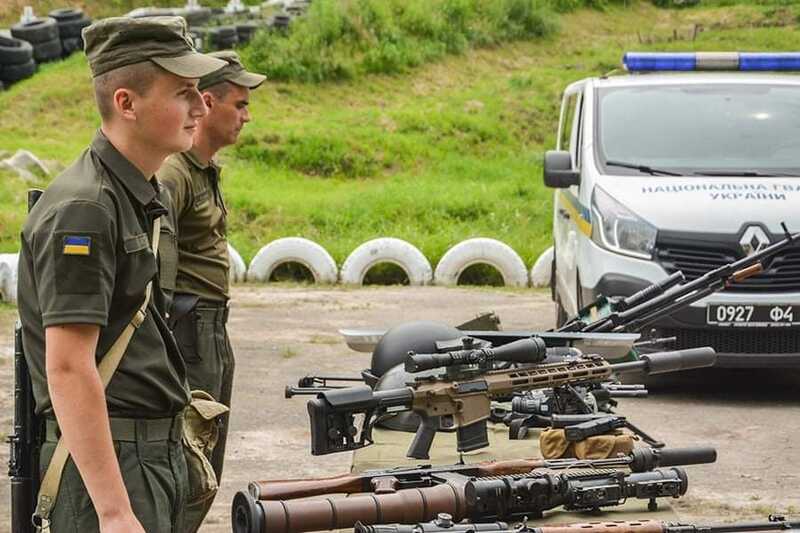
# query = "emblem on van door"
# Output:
<box><xmin>739</xmin><ymin>226</ymin><xmax>771</xmax><ymax>257</ymax></box>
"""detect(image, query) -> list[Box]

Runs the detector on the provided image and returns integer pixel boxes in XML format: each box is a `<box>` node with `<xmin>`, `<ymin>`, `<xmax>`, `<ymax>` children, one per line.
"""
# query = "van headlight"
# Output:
<box><xmin>590</xmin><ymin>186</ymin><xmax>657</xmax><ymax>259</ymax></box>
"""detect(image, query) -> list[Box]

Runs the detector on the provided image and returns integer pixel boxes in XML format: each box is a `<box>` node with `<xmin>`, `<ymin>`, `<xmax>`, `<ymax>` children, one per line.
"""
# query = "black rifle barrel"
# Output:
<box><xmin>620</xmin><ymin>271</ymin><xmax>686</xmax><ymax>310</ymax></box>
<box><xmin>611</xmin><ymin>347</ymin><xmax>716</xmax><ymax>375</ymax></box>
<box><xmin>406</xmin><ymin>337</ymin><xmax>548</xmax><ymax>373</ymax></box>
<box><xmin>582</xmin><ymin>230</ymin><xmax>798</xmax><ymax>333</ymax></box>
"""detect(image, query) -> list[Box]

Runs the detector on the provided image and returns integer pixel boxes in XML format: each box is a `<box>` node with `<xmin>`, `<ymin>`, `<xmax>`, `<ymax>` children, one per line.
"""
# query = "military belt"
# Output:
<box><xmin>45</xmin><ymin>414</ymin><xmax>183</xmax><ymax>443</ymax></box>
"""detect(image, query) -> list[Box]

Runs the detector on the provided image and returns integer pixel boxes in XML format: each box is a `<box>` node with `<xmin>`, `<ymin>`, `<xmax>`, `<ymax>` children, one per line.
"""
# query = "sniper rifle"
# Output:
<box><xmin>307</xmin><ymin>348</ymin><xmax>715</xmax><ymax>459</ymax></box>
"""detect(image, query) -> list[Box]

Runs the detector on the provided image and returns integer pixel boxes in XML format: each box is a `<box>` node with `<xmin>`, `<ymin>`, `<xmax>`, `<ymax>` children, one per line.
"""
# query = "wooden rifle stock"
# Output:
<box><xmin>730</xmin><ymin>263</ymin><xmax>763</xmax><ymax>284</ymax></box>
<box><xmin>250</xmin><ymin>458</ymin><xmax>548</xmax><ymax>500</ymax></box>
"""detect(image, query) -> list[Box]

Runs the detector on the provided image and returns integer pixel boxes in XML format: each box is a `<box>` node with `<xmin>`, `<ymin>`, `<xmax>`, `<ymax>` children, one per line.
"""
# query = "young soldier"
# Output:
<box><xmin>157</xmin><ymin>50</ymin><xmax>265</xmax><ymax>526</ymax></box>
<box><xmin>16</xmin><ymin>17</ymin><xmax>225</xmax><ymax>533</ymax></box>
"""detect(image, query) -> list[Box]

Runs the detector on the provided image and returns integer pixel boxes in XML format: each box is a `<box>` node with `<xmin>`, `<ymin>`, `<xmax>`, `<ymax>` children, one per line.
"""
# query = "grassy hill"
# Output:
<box><xmin>1</xmin><ymin>0</ymin><xmax>798</xmax><ymax>276</ymax></box>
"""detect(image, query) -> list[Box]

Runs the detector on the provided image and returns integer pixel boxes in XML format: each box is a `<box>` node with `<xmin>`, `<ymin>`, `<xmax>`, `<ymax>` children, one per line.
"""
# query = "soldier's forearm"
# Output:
<box><xmin>45</xmin><ymin>324</ymin><xmax>134</xmax><ymax>520</ymax></box>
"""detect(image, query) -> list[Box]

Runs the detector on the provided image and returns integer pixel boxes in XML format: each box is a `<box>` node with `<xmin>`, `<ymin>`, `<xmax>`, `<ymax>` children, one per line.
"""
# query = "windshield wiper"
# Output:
<box><xmin>693</xmin><ymin>170</ymin><xmax>800</xmax><ymax>177</ymax></box>
<box><xmin>605</xmin><ymin>160</ymin><xmax>682</xmax><ymax>176</ymax></box>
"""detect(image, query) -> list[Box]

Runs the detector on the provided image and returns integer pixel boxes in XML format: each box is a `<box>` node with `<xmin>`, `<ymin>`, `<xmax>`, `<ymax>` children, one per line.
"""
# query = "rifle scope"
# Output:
<box><xmin>406</xmin><ymin>337</ymin><xmax>547</xmax><ymax>373</ymax></box>
<box><xmin>465</xmin><ymin>468</ymin><xmax>688</xmax><ymax>518</ymax></box>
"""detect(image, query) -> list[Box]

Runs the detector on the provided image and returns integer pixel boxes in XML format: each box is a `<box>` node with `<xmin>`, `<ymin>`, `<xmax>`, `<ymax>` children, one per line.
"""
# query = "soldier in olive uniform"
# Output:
<box><xmin>157</xmin><ymin>52</ymin><xmax>265</xmax><ymax>501</ymax></box>
<box><xmin>16</xmin><ymin>17</ymin><xmax>225</xmax><ymax>533</ymax></box>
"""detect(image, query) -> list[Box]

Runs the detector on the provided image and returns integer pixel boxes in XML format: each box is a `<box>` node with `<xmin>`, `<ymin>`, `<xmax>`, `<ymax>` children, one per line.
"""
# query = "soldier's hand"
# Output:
<box><xmin>99</xmin><ymin>511</ymin><xmax>147</xmax><ymax>533</ymax></box>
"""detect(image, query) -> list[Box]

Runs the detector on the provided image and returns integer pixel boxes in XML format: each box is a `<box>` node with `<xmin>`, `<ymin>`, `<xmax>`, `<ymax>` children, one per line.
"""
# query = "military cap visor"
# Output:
<box><xmin>198</xmin><ymin>50</ymin><xmax>266</xmax><ymax>91</ymax></box>
<box><xmin>83</xmin><ymin>16</ymin><xmax>226</xmax><ymax>78</ymax></box>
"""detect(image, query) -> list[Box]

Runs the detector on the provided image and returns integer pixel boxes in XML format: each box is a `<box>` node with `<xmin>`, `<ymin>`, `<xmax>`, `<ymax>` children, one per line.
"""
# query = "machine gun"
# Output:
<box><xmin>232</xmin><ymin>467</ymin><xmax>691</xmax><ymax>533</ymax></box>
<box><xmin>247</xmin><ymin>446</ymin><xmax>715</xmax><ymax>500</ymax></box>
<box><xmin>307</xmin><ymin>347</ymin><xmax>715</xmax><ymax>459</ymax></box>
<box><xmin>558</xmin><ymin>224</ymin><xmax>798</xmax><ymax>334</ymax></box>
<box><xmin>9</xmin><ymin>189</ymin><xmax>44</xmax><ymax>533</ymax></box>
<box><xmin>353</xmin><ymin>516</ymin><xmax>800</xmax><ymax>533</ymax></box>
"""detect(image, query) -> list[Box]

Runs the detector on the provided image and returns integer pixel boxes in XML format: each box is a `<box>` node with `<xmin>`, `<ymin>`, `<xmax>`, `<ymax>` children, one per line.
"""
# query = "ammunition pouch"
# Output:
<box><xmin>539</xmin><ymin>428</ymin><xmax>635</xmax><ymax>459</ymax></box>
<box><xmin>182</xmin><ymin>390</ymin><xmax>229</xmax><ymax>532</ymax></box>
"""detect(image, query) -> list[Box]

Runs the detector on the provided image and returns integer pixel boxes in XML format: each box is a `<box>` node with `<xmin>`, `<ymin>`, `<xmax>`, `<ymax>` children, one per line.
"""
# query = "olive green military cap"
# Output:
<box><xmin>197</xmin><ymin>50</ymin><xmax>266</xmax><ymax>91</ymax></box>
<box><xmin>82</xmin><ymin>16</ymin><xmax>226</xmax><ymax>78</ymax></box>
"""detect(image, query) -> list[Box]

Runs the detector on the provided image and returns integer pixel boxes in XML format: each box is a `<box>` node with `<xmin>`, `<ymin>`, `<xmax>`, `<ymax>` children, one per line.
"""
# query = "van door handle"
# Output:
<box><xmin>558</xmin><ymin>208</ymin><xmax>571</xmax><ymax>220</ymax></box>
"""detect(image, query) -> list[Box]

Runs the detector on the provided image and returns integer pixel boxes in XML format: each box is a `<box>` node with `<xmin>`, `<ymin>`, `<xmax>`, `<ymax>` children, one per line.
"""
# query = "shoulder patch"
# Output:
<box><xmin>62</xmin><ymin>235</ymin><xmax>92</xmax><ymax>256</ymax></box>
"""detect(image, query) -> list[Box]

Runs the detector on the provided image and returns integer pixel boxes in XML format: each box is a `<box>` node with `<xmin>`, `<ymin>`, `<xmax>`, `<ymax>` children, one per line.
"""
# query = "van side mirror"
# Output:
<box><xmin>543</xmin><ymin>150</ymin><xmax>580</xmax><ymax>188</ymax></box>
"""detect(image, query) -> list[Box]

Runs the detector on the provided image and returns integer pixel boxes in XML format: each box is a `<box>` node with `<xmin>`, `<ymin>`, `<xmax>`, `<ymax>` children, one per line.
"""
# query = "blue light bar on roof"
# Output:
<box><xmin>740</xmin><ymin>52</ymin><xmax>800</xmax><ymax>71</ymax></box>
<box><xmin>623</xmin><ymin>52</ymin><xmax>800</xmax><ymax>72</ymax></box>
<box><xmin>623</xmin><ymin>52</ymin><xmax>695</xmax><ymax>71</ymax></box>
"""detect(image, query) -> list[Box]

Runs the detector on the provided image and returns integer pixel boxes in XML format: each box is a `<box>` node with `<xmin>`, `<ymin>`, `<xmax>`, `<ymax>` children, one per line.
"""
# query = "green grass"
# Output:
<box><xmin>1</xmin><ymin>1</ymin><xmax>799</xmax><ymax>274</ymax></box>
<box><xmin>243</xmin><ymin>0</ymin><xmax>558</xmax><ymax>82</ymax></box>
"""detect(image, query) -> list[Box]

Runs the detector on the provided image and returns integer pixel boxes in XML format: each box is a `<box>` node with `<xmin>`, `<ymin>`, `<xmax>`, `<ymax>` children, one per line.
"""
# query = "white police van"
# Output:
<box><xmin>545</xmin><ymin>52</ymin><xmax>800</xmax><ymax>368</ymax></box>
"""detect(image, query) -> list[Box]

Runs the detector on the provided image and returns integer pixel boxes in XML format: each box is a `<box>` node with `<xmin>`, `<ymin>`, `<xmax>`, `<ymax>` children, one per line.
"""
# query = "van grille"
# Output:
<box><xmin>655</xmin><ymin>244</ymin><xmax>800</xmax><ymax>292</ymax></box>
<box><xmin>659</xmin><ymin>327</ymin><xmax>800</xmax><ymax>354</ymax></box>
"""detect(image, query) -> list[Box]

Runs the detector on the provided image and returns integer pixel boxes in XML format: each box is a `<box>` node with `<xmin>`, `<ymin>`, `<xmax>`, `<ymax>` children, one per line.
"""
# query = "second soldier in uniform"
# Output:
<box><xmin>158</xmin><ymin>50</ymin><xmax>266</xmax><ymax>527</ymax></box>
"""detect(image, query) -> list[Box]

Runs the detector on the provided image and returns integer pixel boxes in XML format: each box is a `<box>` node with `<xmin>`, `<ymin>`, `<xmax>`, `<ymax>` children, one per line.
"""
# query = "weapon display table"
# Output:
<box><xmin>351</xmin><ymin>424</ymin><xmax>679</xmax><ymax>524</ymax></box>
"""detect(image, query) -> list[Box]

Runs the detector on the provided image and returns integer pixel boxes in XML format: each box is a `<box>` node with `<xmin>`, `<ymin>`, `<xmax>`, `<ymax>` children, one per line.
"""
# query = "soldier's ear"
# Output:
<box><xmin>113</xmin><ymin>88</ymin><xmax>137</xmax><ymax>121</ymax></box>
<box><xmin>202</xmin><ymin>92</ymin><xmax>214</xmax><ymax>110</ymax></box>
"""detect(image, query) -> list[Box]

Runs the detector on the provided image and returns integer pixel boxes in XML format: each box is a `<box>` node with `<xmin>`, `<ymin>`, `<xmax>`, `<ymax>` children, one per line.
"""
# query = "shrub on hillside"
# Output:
<box><xmin>243</xmin><ymin>0</ymin><xmax>557</xmax><ymax>82</ymax></box>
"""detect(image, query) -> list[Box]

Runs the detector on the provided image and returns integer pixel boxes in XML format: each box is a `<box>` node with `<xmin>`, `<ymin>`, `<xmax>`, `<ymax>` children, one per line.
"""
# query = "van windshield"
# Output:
<box><xmin>596</xmin><ymin>83</ymin><xmax>800</xmax><ymax>176</ymax></box>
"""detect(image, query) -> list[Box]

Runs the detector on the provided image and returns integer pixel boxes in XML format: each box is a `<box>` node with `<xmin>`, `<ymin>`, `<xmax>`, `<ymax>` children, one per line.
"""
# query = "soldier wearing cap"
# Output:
<box><xmin>16</xmin><ymin>16</ymin><xmax>225</xmax><ymax>533</ymax></box>
<box><xmin>157</xmin><ymin>50</ymin><xmax>266</xmax><ymax>528</ymax></box>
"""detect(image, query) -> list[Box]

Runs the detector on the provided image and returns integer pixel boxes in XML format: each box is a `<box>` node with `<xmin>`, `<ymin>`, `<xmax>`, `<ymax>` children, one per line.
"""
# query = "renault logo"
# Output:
<box><xmin>739</xmin><ymin>226</ymin><xmax>771</xmax><ymax>257</ymax></box>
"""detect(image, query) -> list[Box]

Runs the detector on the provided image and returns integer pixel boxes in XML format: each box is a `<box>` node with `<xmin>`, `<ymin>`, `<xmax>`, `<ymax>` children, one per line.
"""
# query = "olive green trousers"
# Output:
<box><xmin>173</xmin><ymin>300</ymin><xmax>235</xmax><ymax>532</ymax></box>
<box><xmin>39</xmin><ymin>417</ymin><xmax>188</xmax><ymax>532</ymax></box>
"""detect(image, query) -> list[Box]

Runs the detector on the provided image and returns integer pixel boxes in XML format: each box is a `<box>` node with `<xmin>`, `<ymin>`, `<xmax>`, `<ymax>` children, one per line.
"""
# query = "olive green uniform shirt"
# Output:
<box><xmin>157</xmin><ymin>150</ymin><xmax>229</xmax><ymax>302</ymax></box>
<box><xmin>17</xmin><ymin>130</ymin><xmax>190</xmax><ymax>417</ymax></box>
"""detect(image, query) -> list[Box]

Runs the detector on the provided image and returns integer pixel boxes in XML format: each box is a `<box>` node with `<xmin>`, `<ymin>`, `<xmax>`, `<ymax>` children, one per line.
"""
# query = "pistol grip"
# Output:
<box><xmin>407</xmin><ymin>415</ymin><xmax>439</xmax><ymax>459</ymax></box>
<box><xmin>457</xmin><ymin>421</ymin><xmax>489</xmax><ymax>452</ymax></box>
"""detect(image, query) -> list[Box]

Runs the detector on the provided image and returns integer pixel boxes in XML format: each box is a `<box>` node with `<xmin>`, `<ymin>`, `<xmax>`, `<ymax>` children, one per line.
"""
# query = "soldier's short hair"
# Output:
<box><xmin>93</xmin><ymin>61</ymin><xmax>162</xmax><ymax>121</ymax></box>
<box><xmin>203</xmin><ymin>81</ymin><xmax>233</xmax><ymax>101</ymax></box>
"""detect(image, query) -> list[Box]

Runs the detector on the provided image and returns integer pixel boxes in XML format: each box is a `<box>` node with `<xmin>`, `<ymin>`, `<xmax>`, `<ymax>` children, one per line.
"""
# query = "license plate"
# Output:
<box><xmin>706</xmin><ymin>304</ymin><xmax>799</xmax><ymax>327</ymax></box>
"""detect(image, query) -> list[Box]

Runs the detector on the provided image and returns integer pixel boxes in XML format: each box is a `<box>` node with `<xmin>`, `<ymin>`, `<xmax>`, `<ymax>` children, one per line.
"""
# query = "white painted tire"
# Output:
<box><xmin>530</xmin><ymin>246</ymin><xmax>553</xmax><ymax>288</ymax></box>
<box><xmin>340</xmin><ymin>238</ymin><xmax>432</xmax><ymax>286</ymax></box>
<box><xmin>434</xmin><ymin>238</ymin><xmax>528</xmax><ymax>287</ymax></box>
<box><xmin>227</xmin><ymin>243</ymin><xmax>247</xmax><ymax>283</ymax></box>
<box><xmin>247</xmin><ymin>237</ymin><xmax>338</xmax><ymax>284</ymax></box>
<box><xmin>0</xmin><ymin>253</ymin><xmax>19</xmax><ymax>303</ymax></box>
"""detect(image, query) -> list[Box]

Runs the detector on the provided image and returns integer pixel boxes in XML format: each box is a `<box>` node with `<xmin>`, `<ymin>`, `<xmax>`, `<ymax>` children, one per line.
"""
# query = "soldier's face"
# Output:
<box><xmin>137</xmin><ymin>72</ymin><xmax>208</xmax><ymax>153</ymax></box>
<box><xmin>206</xmin><ymin>84</ymin><xmax>251</xmax><ymax>147</ymax></box>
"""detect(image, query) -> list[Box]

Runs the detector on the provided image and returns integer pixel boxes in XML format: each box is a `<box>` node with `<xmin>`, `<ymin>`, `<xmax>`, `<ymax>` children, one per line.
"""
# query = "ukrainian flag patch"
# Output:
<box><xmin>63</xmin><ymin>236</ymin><xmax>91</xmax><ymax>256</ymax></box>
